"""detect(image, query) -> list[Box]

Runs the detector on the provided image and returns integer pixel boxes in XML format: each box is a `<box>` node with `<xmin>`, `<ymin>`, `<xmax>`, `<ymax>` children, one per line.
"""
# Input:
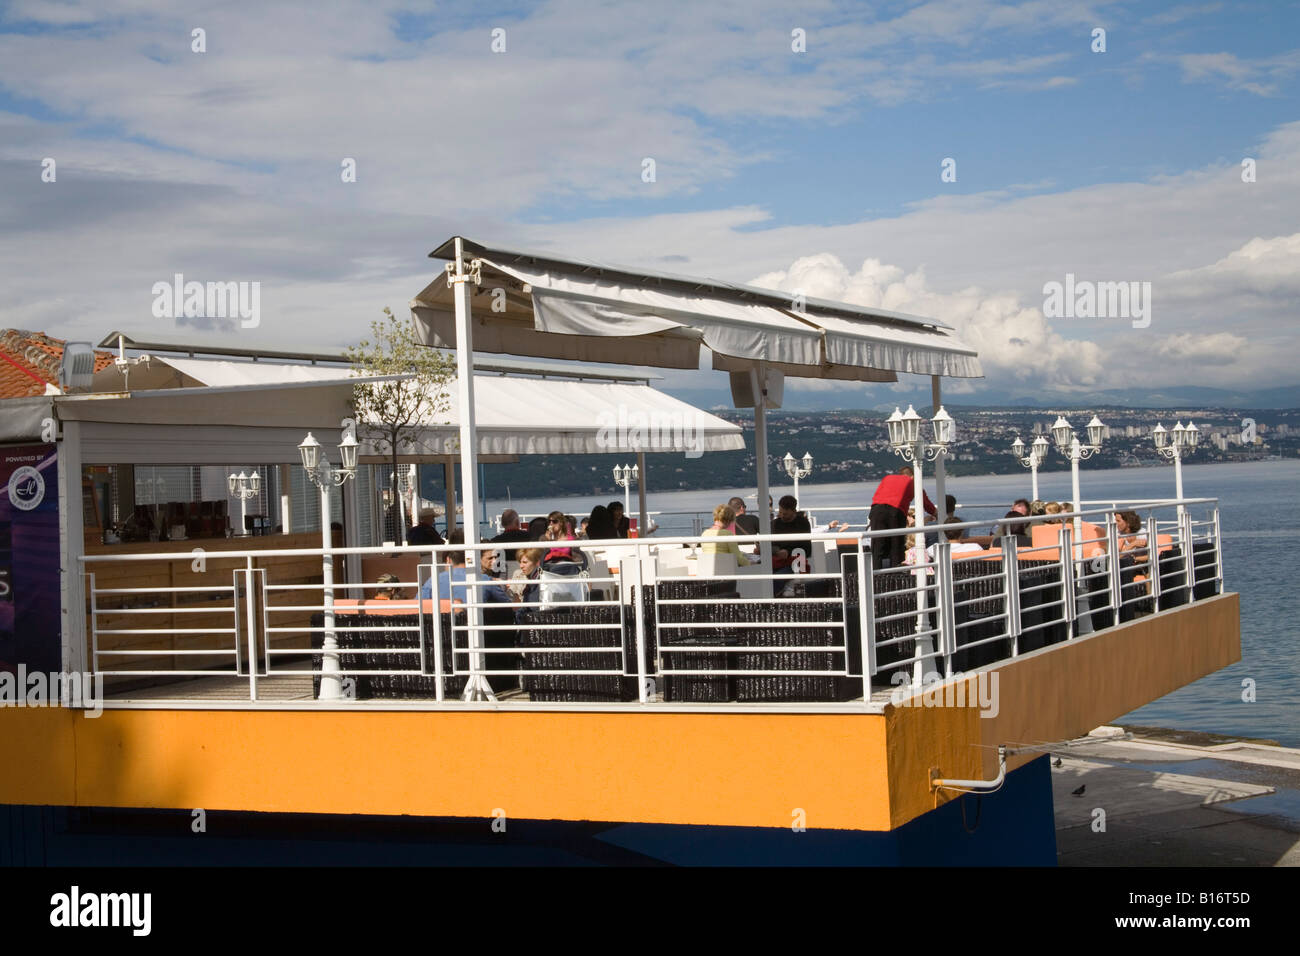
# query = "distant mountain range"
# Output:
<box><xmin>673</xmin><ymin>382</ymin><xmax>1300</xmax><ymax>413</ymax></box>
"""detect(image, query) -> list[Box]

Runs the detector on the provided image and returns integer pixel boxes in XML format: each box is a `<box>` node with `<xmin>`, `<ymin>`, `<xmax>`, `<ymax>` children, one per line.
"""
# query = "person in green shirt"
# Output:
<box><xmin>701</xmin><ymin>504</ymin><xmax>756</xmax><ymax>563</ymax></box>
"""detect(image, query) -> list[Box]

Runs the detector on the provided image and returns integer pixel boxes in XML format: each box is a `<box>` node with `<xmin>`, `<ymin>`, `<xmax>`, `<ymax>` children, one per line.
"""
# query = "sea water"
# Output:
<box><xmin>487</xmin><ymin>459</ymin><xmax>1299</xmax><ymax>746</ymax></box>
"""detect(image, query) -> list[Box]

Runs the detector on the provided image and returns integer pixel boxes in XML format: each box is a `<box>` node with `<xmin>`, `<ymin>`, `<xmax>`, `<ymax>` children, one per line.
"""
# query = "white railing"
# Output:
<box><xmin>81</xmin><ymin>497</ymin><xmax>1226</xmax><ymax>708</ymax></box>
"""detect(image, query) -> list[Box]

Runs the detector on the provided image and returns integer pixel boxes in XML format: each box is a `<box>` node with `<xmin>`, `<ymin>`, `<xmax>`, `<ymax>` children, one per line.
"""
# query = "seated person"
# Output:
<box><xmin>526</xmin><ymin>516</ymin><xmax>549</xmax><ymax>540</ymax></box>
<box><xmin>902</xmin><ymin>534</ymin><xmax>932</xmax><ymax>573</ymax></box>
<box><xmin>926</xmin><ymin>493</ymin><xmax>962</xmax><ymax>546</ymax></box>
<box><xmin>771</xmin><ymin>494</ymin><xmax>812</xmax><ymax>570</ymax></box>
<box><xmin>701</xmin><ymin>504</ymin><xmax>759</xmax><ymax>564</ymax></box>
<box><xmin>419</xmin><ymin>532</ymin><xmax>511</xmax><ymax>604</ymax></box>
<box><xmin>728</xmin><ymin>496</ymin><xmax>760</xmax><ymax>536</ymax></box>
<box><xmin>608</xmin><ymin>501</ymin><xmax>631</xmax><ymax>538</ymax></box>
<box><xmin>407</xmin><ymin>508</ymin><xmax>444</xmax><ymax>546</ymax></box>
<box><xmin>927</xmin><ymin>526</ymin><xmax>987</xmax><ymax>561</ymax></box>
<box><xmin>1029</xmin><ymin>499</ymin><xmax>1046</xmax><ymax>517</ymax></box>
<box><xmin>994</xmin><ymin>509</ymin><xmax>1031</xmax><ymax>543</ymax></box>
<box><xmin>490</xmin><ymin>508</ymin><xmax>533</xmax><ymax>560</ymax></box>
<box><xmin>372</xmin><ymin>572</ymin><xmax>403</xmax><ymax>601</ymax></box>
<box><xmin>1043</xmin><ymin>501</ymin><xmax>1064</xmax><ymax>524</ymax></box>
<box><xmin>508</xmin><ymin>547</ymin><xmax>543</xmax><ymax>596</ymax></box>
<box><xmin>585</xmin><ymin>504</ymin><xmax>618</xmax><ymax>541</ymax></box>
<box><xmin>541</xmin><ymin>510</ymin><xmax>580</xmax><ymax>562</ymax></box>
<box><xmin>1114</xmin><ymin>510</ymin><xmax>1148</xmax><ymax>558</ymax></box>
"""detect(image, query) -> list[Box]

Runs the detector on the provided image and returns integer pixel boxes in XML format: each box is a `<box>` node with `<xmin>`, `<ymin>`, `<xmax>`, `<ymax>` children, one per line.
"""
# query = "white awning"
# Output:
<box><xmin>404</xmin><ymin>375</ymin><xmax>743</xmax><ymax>456</ymax></box>
<box><xmin>411</xmin><ymin>238</ymin><xmax>983</xmax><ymax>383</ymax></box>
<box><xmin>69</xmin><ymin>357</ymin><xmax>742</xmax><ymax>461</ymax></box>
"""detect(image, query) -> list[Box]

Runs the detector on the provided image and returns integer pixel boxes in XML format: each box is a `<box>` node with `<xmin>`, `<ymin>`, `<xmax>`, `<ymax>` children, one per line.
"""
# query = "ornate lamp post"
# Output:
<box><xmin>612</xmin><ymin>463</ymin><xmax>639</xmax><ymax>518</ymax></box>
<box><xmin>1050</xmin><ymin>415</ymin><xmax>1105</xmax><ymax>559</ymax></box>
<box><xmin>1153</xmin><ymin>421</ymin><xmax>1198</xmax><ymax>517</ymax></box>
<box><xmin>299</xmin><ymin>431</ymin><xmax>359</xmax><ymax>700</ymax></box>
<box><xmin>886</xmin><ymin>405</ymin><xmax>953</xmax><ymax>684</ymax></box>
<box><xmin>1010</xmin><ymin>435</ymin><xmax>1049</xmax><ymax>502</ymax></box>
<box><xmin>226</xmin><ymin>470</ymin><xmax>261</xmax><ymax>537</ymax></box>
<box><xmin>781</xmin><ymin>451</ymin><xmax>814</xmax><ymax>502</ymax></box>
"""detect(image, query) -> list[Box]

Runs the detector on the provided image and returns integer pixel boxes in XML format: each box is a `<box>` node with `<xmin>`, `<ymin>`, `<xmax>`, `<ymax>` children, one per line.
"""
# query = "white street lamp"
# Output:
<box><xmin>299</xmin><ymin>431</ymin><xmax>358</xmax><ymax>701</ymax></box>
<box><xmin>886</xmin><ymin>405</ymin><xmax>953</xmax><ymax>685</ymax></box>
<box><xmin>1010</xmin><ymin>436</ymin><xmax>1048</xmax><ymax>502</ymax></box>
<box><xmin>612</xmin><ymin>463</ymin><xmax>639</xmax><ymax>519</ymax></box>
<box><xmin>1049</xmin><ymin>415</ymin><xmax>1105</xmax><ymax>560</ymax></box>
<box><xmin>1153</xmin><ymin>421</ymin><xmax>1198</xmax><ymax>517</ymax></box>
<box><xmin>782</xmin><ymin>451</ymin><xmax>814</xmax><ymax>502</ymax></box>
<box><xmin>226</xmin><ymin>469</ymin><xmax>261</xmax><ymax>537</ymax></box>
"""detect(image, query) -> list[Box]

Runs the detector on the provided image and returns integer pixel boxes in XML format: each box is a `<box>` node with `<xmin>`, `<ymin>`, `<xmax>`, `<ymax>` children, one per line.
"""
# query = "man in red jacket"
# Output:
<box><xmin>869</xmin><ymin>466</ymin><xmax>937</xmax><ymax>570</ymax></box>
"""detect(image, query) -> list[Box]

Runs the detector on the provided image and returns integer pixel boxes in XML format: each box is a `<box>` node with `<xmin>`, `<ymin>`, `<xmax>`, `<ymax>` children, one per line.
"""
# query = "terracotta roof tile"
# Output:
<box><xmin>0</xmin><ymin>329</ymin><xmax>116</xmax><ymax>399</ymax></box>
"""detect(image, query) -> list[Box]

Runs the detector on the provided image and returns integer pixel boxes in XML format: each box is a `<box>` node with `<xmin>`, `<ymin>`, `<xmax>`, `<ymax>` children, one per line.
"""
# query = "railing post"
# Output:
<box><xmin>1065</xmin><ymin>523</ymin><xmax>1092</xmax><ymax>637</ymax></box>
<box><xmin>87</xmin><ymin>571</ymin><xmax>99</xmax><ymax>677</ymax></box>
<box><xmin>635</xmin><ymin>542</ymin><xmax>649</xmax><ymax>704</ymax></box>
<box><xmin>1057</xmin><ymin>525</ymin><xmax>1074</xmax><ymax>642</ymax></box>
<box><xmin>936</xmin><ymin>541</ymin><xmax>955</xmax><ymax>676</ymax></box>
<box><xmin>857</xmin><ymin>538</ymin><xmax>876</xmax><ymax>695</ymax></box>
<box><xmin>245</xmin><ymin>556</ymin><xmax>258</xmax><ymax>702</ymax></box>
<box><xmin>1212</xmin><ymin>506</ymin><xmax>1223</xmax><ymax>593</ymax></box>
<box><xmin>426</xmin><ymin>561</ymin><xmax>445</xmax><ymax>703</ymax></box>
<box><xmin>1146</xmin><ymin>514</ymin><xmax>1162</xmax><ymax>611</ymax></box>
<box><xmin>1180</xmin><ymin>509</ymin><xmax>1195</xmax><ymax>598</ymax></box>
<box><xmin>1105</xmin><ymin>514</ymin><xmax>1122</xmax><ymax>617</ymax></box>
<box><xmin>1003</xmin><ymin>536</ymin><xmax>1021</xmax><ymax>657</ymax></box>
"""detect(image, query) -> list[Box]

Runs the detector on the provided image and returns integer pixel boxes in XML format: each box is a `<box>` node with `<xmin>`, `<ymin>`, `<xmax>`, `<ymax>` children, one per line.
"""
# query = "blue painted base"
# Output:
<box><xmin>2</xmin><ymin>757</ymin><xmax>1056</xmax><ymax>866</ymax></box>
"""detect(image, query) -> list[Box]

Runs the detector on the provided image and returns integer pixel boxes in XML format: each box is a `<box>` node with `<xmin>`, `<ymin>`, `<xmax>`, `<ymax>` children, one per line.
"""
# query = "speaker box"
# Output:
<box><xmin>729</xmin><ymin>368</ymin><xmax>784</xmax><ymax>409</ymax></box>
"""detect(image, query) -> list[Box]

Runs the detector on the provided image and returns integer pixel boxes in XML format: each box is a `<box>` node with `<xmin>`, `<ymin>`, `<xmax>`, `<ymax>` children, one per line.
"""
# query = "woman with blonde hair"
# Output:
<box><xmin>701</xmin><ymin>503</ymin><xmax>756</xmax><ymax>563</ymax></box>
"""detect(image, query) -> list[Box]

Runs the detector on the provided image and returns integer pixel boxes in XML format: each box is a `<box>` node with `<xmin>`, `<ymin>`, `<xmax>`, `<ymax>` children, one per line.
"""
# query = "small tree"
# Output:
<box><xmin>346</xmin><ymin>307</ymin><xmax>456</xmax><ymax>545</ymax></box>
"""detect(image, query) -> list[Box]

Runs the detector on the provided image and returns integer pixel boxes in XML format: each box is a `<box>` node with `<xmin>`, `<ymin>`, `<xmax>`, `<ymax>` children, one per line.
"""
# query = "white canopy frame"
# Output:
<box><xmin>417</xmin><ymin>235</ymin><xmax>985</xmax><ymax>701</ymax></box>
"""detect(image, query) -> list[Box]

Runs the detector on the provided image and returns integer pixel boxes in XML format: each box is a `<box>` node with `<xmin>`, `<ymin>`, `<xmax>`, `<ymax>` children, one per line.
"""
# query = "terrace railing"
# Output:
<box><xmin>80</xmin><ymin>498</ymin><xmax>1225</xmax><ymax>709</ymax></box>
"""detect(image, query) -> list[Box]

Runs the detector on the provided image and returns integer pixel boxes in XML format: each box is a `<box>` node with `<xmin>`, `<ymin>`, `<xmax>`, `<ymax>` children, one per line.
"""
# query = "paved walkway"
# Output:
<box><xmin>1053</xmin><ymin>727</ymin><xmax>1300</xmax><ymax>866</ymax></box>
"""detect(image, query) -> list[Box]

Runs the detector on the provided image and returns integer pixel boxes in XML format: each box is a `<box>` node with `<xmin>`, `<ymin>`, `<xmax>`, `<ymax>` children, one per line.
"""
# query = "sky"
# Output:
<box><xmin>1</xmin><ymin>0</ymin><xmax>1297</xmax><ymax>408</ymax></box>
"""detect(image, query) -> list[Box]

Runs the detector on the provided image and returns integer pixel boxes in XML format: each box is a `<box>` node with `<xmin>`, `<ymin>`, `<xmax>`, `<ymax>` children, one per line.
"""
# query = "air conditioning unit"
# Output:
<box><xmin>58</xmin><ymin>343</ymin><xmax>96</xmax><ymax>392</ymax></box>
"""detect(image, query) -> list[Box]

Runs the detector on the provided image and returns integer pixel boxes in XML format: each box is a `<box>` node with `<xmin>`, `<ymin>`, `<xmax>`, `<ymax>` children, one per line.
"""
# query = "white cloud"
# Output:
<box><xmin>750</xmin><ymin>253</ymin><xmax>1106</xmax><ymax>387</ymax></box>
<box><xmin>1170</xmin><ymin>50</ymin><xmax>1300</xmax><ymax>96</ymax></box>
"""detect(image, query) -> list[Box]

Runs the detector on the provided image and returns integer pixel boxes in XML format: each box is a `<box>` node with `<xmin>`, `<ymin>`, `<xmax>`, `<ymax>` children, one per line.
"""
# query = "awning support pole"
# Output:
<box><xmin>449</xmin><ymin>237</ymin><xmax>494</xmax><ymax>701</ymax></box>
<box><xmin>636</xmin><ymin>451</ymin><xmax>648</xmax><ymax>536</ymax></box>
<box><xmin>752</xmin><ymin>364</ymin><xmax>772</xmax><ymax>572</ymax></box>
<box><xmin>278</xmin><ymin>463</ymin><xmax>292</xmax><ymax>534</ymax></box>
<box><xmin>444</xmin><ymin>460</ymin><xmax>457</xmax><ymax>534</ymax></box>
<box><xmin>931</xmin><ymin>375</ymin><xmax>947</xmax><ymax>522</ymax></box>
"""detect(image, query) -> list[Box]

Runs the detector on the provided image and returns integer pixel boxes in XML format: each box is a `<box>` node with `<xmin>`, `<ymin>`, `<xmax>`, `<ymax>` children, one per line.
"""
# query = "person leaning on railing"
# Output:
<box><xmin>869</xmin><ymin>466</ymin><xmax>937</xmax><ymax>570</ymax></box>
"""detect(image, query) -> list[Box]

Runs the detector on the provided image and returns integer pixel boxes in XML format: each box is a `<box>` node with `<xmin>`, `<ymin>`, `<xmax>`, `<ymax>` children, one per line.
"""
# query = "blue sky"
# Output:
<box><xmin>0</xmin><ymin>0</ymin><xmax>1297</xmax><ymax>406</ymax></box>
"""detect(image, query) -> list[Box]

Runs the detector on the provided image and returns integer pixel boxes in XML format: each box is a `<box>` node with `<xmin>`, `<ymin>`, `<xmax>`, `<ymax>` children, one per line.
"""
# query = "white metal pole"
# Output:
<box><xmin>278</xmin><ymin>463</ymin><xmax>292</xmax><ymax>533</ymax></box>
<box><xmin>444</xmin><ymin>460</ymin><xmax>457</xmax><ymax>534</ymax></box>
<box><xmin>317</xmin><ymin>478</ymin><xmax>342</xmax><ymax>700</ymax></box>
<box><xmin>1071</xmin><ymin>441</ymin><xmax>1084</xmax><ymax>564</ymax></box>
<box><xmin>1030</xmin><ymin>455</ymin><xmax>1039</xmax><ymax>503</ymax></box>
<box><xmin>1173</xmin><ymin>446</ymin><xmax>1185</xmax><ymax>519</ymax></box>
<box><xmin>451</xmin><ymin>236</ymin><xmax>490</xmax><ymax>701</ymax></box>
<box><xmin>911</xmin><ymin>447</ymin><xmax>931</xmax><ymax>686</ymax></box>
<box><xmin>624</xmin><ymin>469</ymin><xmax>631</xmax><ymax>519</ymax></box>
<box><xmin>58</xmin><ymin>419</ymin><xmax>87</xmax><ymax>675</ymax></box>
<box><xmin>793</xmin><ymin>468</ymin><xmax>799</xmax><ymax>503</ymax></box>
<box><xmin>636</xmin><ymin>451</ymin><xmax>648</xmax><ymax>536</ymax></box>
<box><xmin>239</xmin><ymin>493</ymin><xmax>249</xmax><ymax>537</ymax></box>
<box><xmin>752</xmin><ymin>365</ymin><xmax>772</xmax><ymax>572</ymax></box>
<box><xmin>931</xmin><ymin>375</ymin><xmax>947</xmax><ymax>519</ymax></box>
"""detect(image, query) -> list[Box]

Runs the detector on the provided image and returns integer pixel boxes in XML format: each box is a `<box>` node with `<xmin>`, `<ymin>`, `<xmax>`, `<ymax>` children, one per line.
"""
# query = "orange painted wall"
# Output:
<box><xmin>1</xmin><ymin>594</ymin><xmax>1239</xmax><ymax>833</ymax></box>
<box><xmin>2</xmin><ymin>708</ymin><xmax>894</xmax><ymax>831</ymax></box>
<box><xmin>884</xmin><ymin>593</ymin><xmax>1241</xmax><ymax>828</ymax></box>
